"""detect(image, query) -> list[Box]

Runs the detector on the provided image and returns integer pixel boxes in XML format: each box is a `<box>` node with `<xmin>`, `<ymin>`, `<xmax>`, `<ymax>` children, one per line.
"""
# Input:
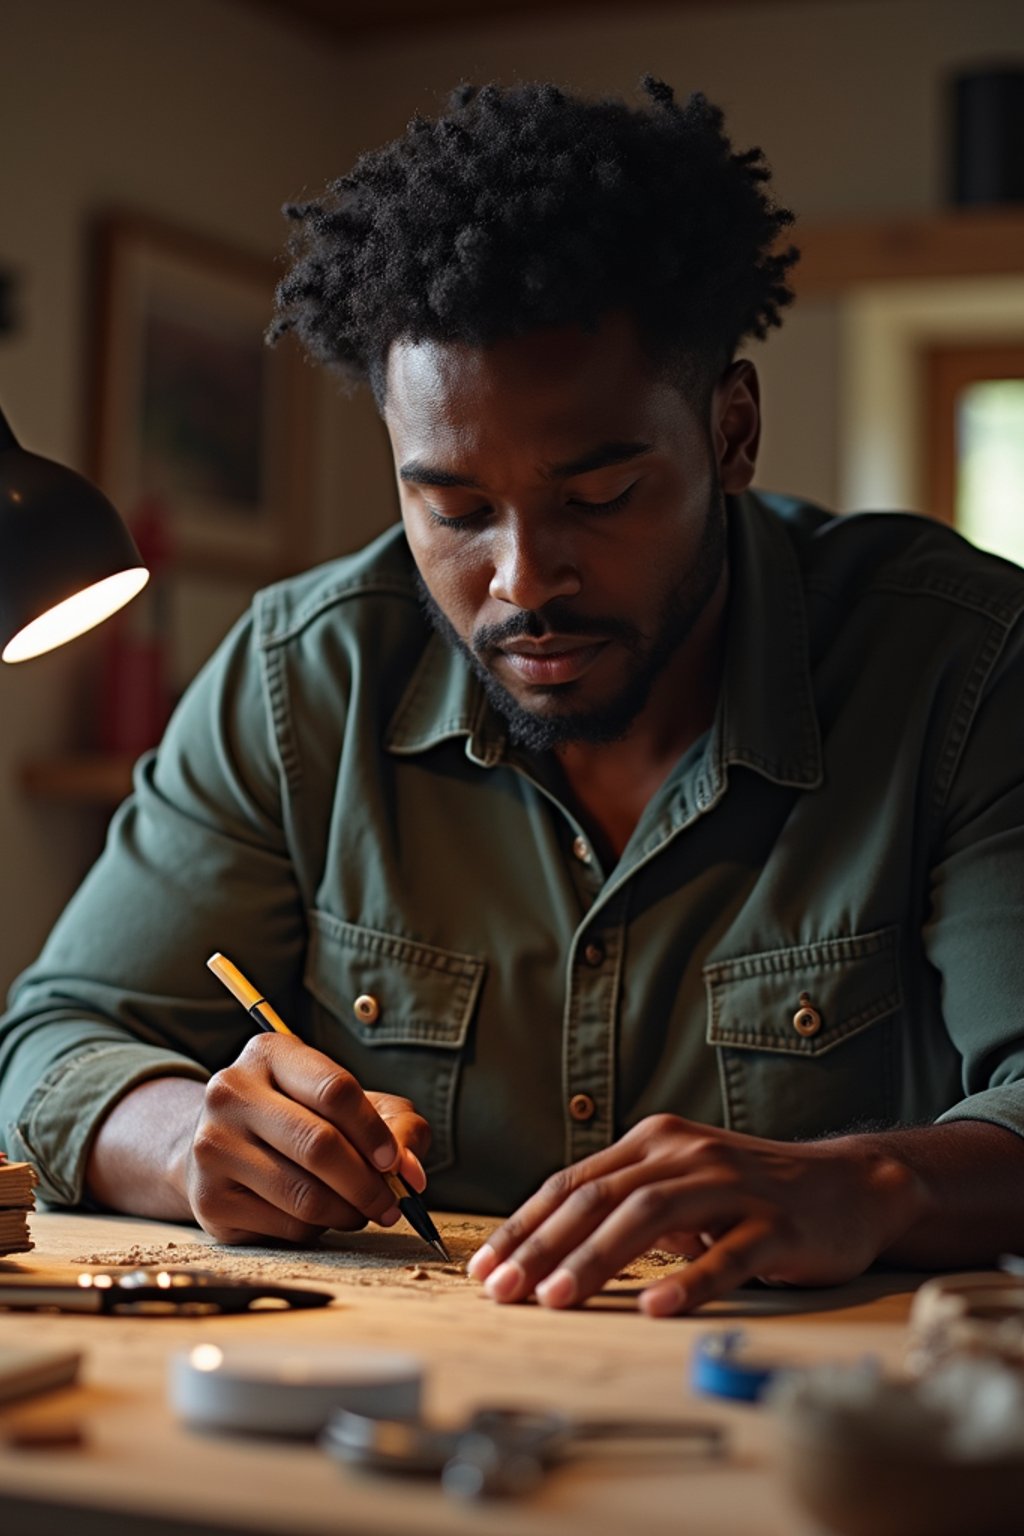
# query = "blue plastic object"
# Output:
<box><xmin>690</xmin><ymin>1330</ymin><xmax>780</xmax><ymax>1403</ymax></box>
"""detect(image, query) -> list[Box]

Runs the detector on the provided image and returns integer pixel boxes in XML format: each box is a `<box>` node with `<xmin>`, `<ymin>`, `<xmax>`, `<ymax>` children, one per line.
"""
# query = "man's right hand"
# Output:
<box><xmin>182</xmin><ymin>1033</ymin><xmax>431</xmax><ymax>1243</ymax></box>
<box><xmin>84</xmin><ymin>1042</ymin><xmax>430</xmax><ymax>1243</ymax></box>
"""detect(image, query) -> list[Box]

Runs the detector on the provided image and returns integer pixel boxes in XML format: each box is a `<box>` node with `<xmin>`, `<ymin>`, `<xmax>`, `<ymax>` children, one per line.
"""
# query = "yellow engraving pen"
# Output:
<box><xmin>207</xmin><ymin>952</ymin><xmax>450</xmax><ymax>1262</ymax></box>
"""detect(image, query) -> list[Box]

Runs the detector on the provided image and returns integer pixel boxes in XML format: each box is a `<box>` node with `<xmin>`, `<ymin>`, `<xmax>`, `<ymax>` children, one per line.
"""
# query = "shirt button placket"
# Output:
<box><xmin>564</xmin><ymin>922</ymin><xmax>620</xmax><ymax>1164</ymax></box>
<box><xmin>568</xmin><ymin>1092</ymin><xmax>596</xmax><ymax>1123</ymax></box>
<box><xmin>568</xmin><ymin>831</ymin><xmax>603</xmax><ymax>912</ymax></box>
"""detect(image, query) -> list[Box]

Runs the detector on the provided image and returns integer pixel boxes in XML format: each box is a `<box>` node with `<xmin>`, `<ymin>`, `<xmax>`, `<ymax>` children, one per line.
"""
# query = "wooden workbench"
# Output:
<box><xmin>0</xmin><ymin>1210</ymin><xmax>924</xmax><ymax>1536</ymax></box>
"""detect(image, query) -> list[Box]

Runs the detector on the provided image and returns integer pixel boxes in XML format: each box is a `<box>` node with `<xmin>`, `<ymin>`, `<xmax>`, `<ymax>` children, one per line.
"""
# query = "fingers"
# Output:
<box><xmin>188</xmin><ymin>1118</ymin><xmax>398</xmax><ymax>1243</ymax></box>
<box><xmin>468</xmin><ymin>1142</ymin><xmax>643</xmax><ymax>1284</ymax></box>
<box><xmin>639</xmin><ymin>1219</ymin><xmax>778</xmax><ymax>1316</ymax></box>
<box><xmin>466</xmin><ymin>1111</ymin><xmax>786</xmax><ymax>1314</ymax></box>
<box><xmin>194</xmin><ymin>1186</ymin><xmax>322</xmax><ymax>1247</ymax></box>
<box><xmin>470</xmin><ymin>1113</ymin><xmax>884</xmax><ymax>1318</ymax></box>
<box><xmin>479</xmin><ymin>1169</ymin><xmax>736</xmax><ymax>1307</ymax></box>
<box><xmin>478</xmin><ymin>1178</ymin><xmax>775</xmax><ymax>1315</ymax></box>
<box><xmin>250</xmin><ymin>1036</ymin><xmax>400</xmax><ymax>1171</ymax></box>
<box><xmin>369</xmin><ymin>1093</ymin><xmax>432</xmax><ymax>1193</ymax></box>
<box><xmin>188</xmin><ymin>1041</ymin><xmax>441</xmax><ymax>1240</ymax></box>
<box><xmin>397</xmin><ymin>1145</ymin><xmax>427</xmax><ymax>1193</ymax></box>
<box><xmin>203</xmin><ymin>1046</ymin><xmax>401</xmax><ymax>1225</ymax></box>
<box><xmin>470</xmin><ymin>1116</ymin><xmax>700</xmax><ymax>1284</ymax></box>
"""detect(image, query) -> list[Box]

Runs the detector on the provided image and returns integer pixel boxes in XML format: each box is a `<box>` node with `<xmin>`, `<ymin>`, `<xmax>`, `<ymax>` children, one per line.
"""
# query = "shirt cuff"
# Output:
<box><xmin>3</xmin><ymin>1041</ymin><xmax>209</xmax><ymax>1206</ymax></box>
<box><xmin>936</xmin><ymin>1086</ymin><xmax>1024</xmax><ymax>1142</ymax></box>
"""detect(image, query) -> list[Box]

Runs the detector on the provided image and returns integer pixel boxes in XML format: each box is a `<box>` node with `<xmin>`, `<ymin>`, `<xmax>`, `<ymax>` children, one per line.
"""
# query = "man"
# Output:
<box><xmin>3</xmin><ymin>79</ymin><xmax>1024</xmax><ymax>1318</ymax></box>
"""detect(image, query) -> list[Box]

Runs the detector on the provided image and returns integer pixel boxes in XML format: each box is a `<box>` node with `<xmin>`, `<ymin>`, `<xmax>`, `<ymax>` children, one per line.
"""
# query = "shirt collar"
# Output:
<box><xmin>710</xmin><ymin>490</ymin><xmax>823</xmax><ymax>790</ymax></box>
<box><xmin>386</xmin><ymin>491</ymin><xmax>823</xmax><ymax>789</ymax></box>
<box><xmin>386</xmin><ymin>627</ymin><xmax>505</xmax><ymax>766</ymax></box>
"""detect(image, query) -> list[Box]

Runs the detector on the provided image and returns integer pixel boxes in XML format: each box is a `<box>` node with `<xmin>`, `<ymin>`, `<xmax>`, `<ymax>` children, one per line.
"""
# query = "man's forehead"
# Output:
<box><xmin>383</xmin><ymin>317</ymin><xmax>689</xmax><ymax>446</ymax></box>
<box><xmin>385</xmin><ymin>321</ymin><xmax>630</xmax><ymax>403</ymax></box>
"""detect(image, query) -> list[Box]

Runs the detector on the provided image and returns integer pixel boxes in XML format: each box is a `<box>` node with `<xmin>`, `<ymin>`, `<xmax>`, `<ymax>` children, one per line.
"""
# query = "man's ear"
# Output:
<box><xmin>710</xmin><ymin>360</ymin><xmax>760</xmax><ymax>494</ymax></box>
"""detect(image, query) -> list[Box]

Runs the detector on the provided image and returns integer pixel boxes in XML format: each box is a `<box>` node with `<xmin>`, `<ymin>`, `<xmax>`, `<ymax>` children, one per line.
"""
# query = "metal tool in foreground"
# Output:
<box><xmin>322</xmin><ymin>1403</ymin><xmax>726</xmax><ymax>1500</ymax></box>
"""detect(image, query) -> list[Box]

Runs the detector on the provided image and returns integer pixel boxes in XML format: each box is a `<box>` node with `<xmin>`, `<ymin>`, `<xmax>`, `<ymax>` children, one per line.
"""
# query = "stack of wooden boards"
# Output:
<box><xmin>0</xmin><ymin>1155</ymin><xmax>37</xmax><ymax>1256</ymax></box>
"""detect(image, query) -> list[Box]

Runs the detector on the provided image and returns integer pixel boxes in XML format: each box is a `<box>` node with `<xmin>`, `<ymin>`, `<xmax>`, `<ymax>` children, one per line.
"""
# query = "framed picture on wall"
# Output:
<box><xmin>88</xmin><ymin>211</ymin><xmax>311</xmax><ymax>582</ymax></box>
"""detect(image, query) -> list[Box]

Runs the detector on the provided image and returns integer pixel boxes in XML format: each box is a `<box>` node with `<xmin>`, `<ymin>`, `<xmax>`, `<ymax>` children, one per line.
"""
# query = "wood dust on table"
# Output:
<box><xmin>70</xmin><ymin>1215</ymin><xmax>685</xmax><ymax>1297</ymax></box>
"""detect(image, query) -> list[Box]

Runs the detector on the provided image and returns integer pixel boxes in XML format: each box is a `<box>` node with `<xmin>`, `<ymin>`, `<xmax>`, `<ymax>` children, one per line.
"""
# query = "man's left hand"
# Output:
<box><xmin>467</xmin><ymin>1114</ymin><xmax>928</xmax><ymax>1315</ymax></box>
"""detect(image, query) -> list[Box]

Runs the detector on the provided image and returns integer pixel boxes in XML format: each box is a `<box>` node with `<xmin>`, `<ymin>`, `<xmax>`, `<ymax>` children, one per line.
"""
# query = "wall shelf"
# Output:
<box><xmin>795</xmin><ymin>207</ymin><xmax>1024</xmax><ymax>295</ymax></box>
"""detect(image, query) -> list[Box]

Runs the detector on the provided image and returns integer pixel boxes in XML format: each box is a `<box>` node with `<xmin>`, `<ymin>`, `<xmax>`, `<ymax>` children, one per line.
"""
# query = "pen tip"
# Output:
<box><xmin>432</xmin><ymin>1238</ymin><xmax>452</xmax><ymax>1263</ymax></box>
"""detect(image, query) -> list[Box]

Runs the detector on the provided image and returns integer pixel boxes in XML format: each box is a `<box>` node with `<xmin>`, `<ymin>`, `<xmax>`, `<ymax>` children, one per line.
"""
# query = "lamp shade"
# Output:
<box><xmin>0</xmin><ymin>407</ymin><xmax>148</xmax><ymax>662</ymax></box>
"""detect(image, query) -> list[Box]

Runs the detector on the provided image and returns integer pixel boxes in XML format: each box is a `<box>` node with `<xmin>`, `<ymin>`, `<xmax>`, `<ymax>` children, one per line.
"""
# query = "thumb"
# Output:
<box><xmin>373</xmin><ymin>1094</ymin><xmax>432</xmax><ymax>1191</ymax></box>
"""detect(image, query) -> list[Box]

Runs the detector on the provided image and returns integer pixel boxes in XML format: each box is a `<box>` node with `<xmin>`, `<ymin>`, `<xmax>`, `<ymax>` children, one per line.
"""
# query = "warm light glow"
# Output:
<box><xmin>190</xmin><ymin>1345</ymin><xmax>224</xmax><ymax>1373</ymax></box>
<box><xmin>2</xmin><ymin>567</ymin><xmax>149</xmax><ymax>663</ymax></box>
<box><xmin>956</xmin><ymin>380</ymin><xmax>1024</xmax><ymax>567</ymax></box>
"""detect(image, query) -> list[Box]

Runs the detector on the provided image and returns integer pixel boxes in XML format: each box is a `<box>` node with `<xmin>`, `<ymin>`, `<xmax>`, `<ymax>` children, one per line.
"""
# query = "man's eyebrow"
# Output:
<box><xmin>399</xmin><ymin>441</ymin><xmax>653</xmax><ymax>489</ymax></box>
<box><xmin>398</xmin><ymin>461</ymin><xmax>483</xmax><ymax>489</ymax></box>
<box><xmin>548</xmin><ymin>441</ymin><xmax>654</xmax><ymax>479</ymax></box>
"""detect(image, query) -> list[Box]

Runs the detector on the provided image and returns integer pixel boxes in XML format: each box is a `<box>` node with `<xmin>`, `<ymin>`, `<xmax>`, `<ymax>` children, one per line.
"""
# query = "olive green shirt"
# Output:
<box><xmin>4</xmin><ymin>492</ymin><xmax>1024</xmax><ymax>1214</ymax></box>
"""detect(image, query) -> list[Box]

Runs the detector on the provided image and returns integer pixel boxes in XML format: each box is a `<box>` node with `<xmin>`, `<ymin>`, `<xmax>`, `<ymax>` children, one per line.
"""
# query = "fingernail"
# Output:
<box><xmin>535</xmin><ymin>1268</ymin><xmax>577</xmax><ymax>1308</ymax></box>
<box><xmin>378</xmin><ymin>1205</ymin><xmax>401</xmax><ymax>1228</ymax></box>
<box><xmin>467</xmin><ymin>1243</ymin><xmax>497</xmax><ymax>1280</ymax></box>
<box><xmin>372</xmin><ymin>1142</ymin><xmax>398</xmax><ymax>1170</ymax></box>
<box><xmin>485</xmin><ymin>1260</ymin><xmax>526</xmax><ymax>1302</ymax></box>
<box><xmin>642</xmin><ymin>1282</ymin><xmax>687</xmax><ymax>1317</ymax></box>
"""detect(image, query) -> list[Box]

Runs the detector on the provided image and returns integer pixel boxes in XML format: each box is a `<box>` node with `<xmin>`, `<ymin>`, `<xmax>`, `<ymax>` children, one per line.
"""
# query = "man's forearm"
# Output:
<box><xmin>831</xmin><ymin>1118</ymin><xmax>1024</xmax><ymax>1269</ymax></box>
<box><xmin>85</xmin><ymin>1078</ymin><xmax>204</xmax><ymax>1221</ymax></box>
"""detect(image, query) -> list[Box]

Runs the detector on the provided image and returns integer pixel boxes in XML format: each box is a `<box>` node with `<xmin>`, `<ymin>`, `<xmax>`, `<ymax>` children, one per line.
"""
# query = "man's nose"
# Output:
<box><xmin>488</xmin><ymin>520</ymin><xmax>582</xmax><ymax>610</ymax></box>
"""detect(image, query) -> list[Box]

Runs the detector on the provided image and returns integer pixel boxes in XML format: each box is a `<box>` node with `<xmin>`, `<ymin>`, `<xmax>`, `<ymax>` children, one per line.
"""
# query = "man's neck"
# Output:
<box><xmin>551</xmin><ymin>572</ymin><xmax>729</xmax><ymax>866</ymax></box>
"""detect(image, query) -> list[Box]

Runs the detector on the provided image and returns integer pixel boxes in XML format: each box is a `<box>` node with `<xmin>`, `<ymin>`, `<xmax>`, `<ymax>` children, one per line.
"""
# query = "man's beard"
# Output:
<box><xmin>415</xmin><ymin>484</ymin><xmax>728</xmax><ymax>753</ymax></box>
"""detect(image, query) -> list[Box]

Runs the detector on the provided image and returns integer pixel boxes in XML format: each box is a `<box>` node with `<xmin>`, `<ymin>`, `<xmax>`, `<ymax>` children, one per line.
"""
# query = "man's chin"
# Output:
<box><xmin>481</xmin><ymin>675</ymin><xmax>642</xmax><ymax>752</ymax></box>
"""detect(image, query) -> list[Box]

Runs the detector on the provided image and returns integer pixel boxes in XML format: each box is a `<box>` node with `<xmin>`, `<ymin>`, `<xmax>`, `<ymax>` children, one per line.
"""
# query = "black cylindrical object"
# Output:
<box><xmin>951</xmin><ymin>67</ymin><xmax>1024</xmax><ymax>206</ymax></box>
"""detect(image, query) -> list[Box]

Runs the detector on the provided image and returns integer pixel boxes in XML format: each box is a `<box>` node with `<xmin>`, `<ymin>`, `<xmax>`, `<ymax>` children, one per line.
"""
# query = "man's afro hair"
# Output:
<box><xmin>269</xmin><ymin>76</ymin><xmax>798</xmax><ymax>400</ymax></box>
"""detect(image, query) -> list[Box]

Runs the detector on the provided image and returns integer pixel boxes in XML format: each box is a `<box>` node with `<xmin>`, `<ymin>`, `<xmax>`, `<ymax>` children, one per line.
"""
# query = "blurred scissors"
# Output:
<box><xmin>322</xmin><ymin>1404</ymin><xmax>725</xmax><ymax>1499</ymax></box>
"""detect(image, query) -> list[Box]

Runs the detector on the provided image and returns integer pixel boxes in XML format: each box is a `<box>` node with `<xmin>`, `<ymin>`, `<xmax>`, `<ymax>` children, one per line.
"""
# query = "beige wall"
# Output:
<box><xmin>0</xmin><ymin>0</ymin><xmax>391</xmax><ymax>992</ymax></box>
<box><xmin>1</xmin><ymin>0</ymin><xmax>1022</xmax><ymax>992</ymax></box>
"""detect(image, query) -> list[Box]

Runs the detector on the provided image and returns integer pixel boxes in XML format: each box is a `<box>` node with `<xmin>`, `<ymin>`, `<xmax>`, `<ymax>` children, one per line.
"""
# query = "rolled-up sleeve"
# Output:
<box><xmin>0</xmin><ymin>608</ymin><xmax>307</xmax><ymax>1205</ymax></box>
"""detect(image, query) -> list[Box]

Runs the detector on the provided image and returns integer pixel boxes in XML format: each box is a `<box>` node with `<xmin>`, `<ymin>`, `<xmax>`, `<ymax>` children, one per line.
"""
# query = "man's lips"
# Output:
<box><xmin>497</xmin><ymin>636</ymin><xmax>609</xmax><ymax>685</ymax></box>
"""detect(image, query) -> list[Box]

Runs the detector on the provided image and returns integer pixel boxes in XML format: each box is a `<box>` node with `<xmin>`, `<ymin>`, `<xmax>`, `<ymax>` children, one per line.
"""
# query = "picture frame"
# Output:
<box><xmin>88</xmin><ymin>211</ymin><xmax>311</xmax><ymax>582</ymax></box>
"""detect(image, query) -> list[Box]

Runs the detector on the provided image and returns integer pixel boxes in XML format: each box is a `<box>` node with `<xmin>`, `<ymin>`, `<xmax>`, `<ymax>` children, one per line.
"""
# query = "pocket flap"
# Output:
<box><xmin>703</xmin><ymin>927</ymin><xmax>901</xmax><ymax>1057</ymax></box>
<box><xmin>305</xmin><ymin>911</ymin><xmax>485</xmax><ymax>1049</ymax></box>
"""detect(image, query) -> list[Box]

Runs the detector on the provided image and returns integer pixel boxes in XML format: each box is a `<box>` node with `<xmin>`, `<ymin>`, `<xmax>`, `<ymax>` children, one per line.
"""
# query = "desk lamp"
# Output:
<box><xmin>0</xmin><ymin>405</ymin><xmax>148</xmax><ymax>662</ymax></box>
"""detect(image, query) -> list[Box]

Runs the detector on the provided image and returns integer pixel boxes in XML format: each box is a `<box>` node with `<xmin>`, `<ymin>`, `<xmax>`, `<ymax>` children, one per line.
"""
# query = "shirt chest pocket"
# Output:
<box><xmin>702</xmin><ymin>927</ymin><xmax>902</xmax><ymax>1141</ymax></box>
<box><xmin>304</xmin><ymin>911</ymin><xmax>486</xmax><ymax>1173</ymax></box>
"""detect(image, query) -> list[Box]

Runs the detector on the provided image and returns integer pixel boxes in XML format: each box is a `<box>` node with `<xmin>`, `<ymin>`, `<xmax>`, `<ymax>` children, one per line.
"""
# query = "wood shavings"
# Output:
<box><xmin>71</xmin><ymin>1220</ymin><xmax>681</xmax><ymax>1298</ymax></box>
<box><xmin>612</xmin><ymin>1252</ymin><xmax>688</xmax><ymax>1284</ymax></box>
<box><xmin>72</xmin><ymin>1219</ymin><xmax>484</xmax><ymax>1293</ymax></box>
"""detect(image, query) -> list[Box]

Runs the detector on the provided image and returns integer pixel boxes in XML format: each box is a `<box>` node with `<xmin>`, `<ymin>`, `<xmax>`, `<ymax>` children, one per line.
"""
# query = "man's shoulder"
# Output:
<box><xmin>251</xmin><ymin>524</ymin><xmax>425</xmax><ymax>652</ymax></box>
<box><xmin>753</xmin><ymin>491</ymin><xmax>1024</xmax><ymax>627</ymax></box>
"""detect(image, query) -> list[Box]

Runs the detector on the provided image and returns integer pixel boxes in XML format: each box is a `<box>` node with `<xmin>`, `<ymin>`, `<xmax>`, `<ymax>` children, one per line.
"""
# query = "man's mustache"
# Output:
<box><xmin>473</xmin><ymin>604</ymin><xmax>639</xmax><ymax>653</ymax></box>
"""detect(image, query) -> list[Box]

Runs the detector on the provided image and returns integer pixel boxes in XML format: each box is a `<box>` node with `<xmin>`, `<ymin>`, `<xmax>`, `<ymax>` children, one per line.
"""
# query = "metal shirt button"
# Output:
<box><xmin>792</xmin><ymin>992</ymin><xmax>822</xmax><ymax>1037</ymax></box>
<box><xmin>353</xmin><ymin>994</ymin><xmax>381</xmax><ymax>1025</ymax></box>
<box><xmin>568</xmin><ymin>1093</ymin><xmax>596</xmax><ymax>1122</ymax></box>
<box><xmin>583</xmin><ymin>942</ymin><xmax>605</xmax><ymax>967</ymax></box>
<box><xmin>572</xmin><ymin>835</ymin><xmax>592</xmax><ymax>864</ymax></box>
